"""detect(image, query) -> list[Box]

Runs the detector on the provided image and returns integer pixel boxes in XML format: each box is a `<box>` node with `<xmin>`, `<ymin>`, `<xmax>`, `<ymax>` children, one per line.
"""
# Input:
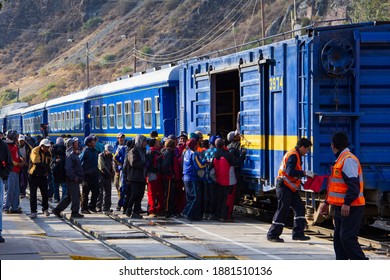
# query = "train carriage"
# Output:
<box><xmin>46</xmin><ymin>90</ymin><xmax>88</xmax><ymax>142</ymax></box>
<box><xmin>21</xmin><ymin>103</ymin><xmax>48</xmax><ymax>138</ymax></box>
<box><xmin>181</xmin><ymin>21</ymin><xmax>390</xmax><ymax>219</ymax></box>
<box><xmin>5</xmin><ymin>108</ymin><xmax>24</xmax><ymax>134</ymax></box>
<box><xmin>87</xmin><ymin>65</ymin><xmax>180</xmax><ymax>145</ymax></box>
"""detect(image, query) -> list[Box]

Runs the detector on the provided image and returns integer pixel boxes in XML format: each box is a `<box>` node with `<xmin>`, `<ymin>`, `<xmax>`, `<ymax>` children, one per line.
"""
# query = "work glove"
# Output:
<box><xmin>305</xmin><ymin>170</ymin><xmax>315</xmax><ymax>178</ymax></box>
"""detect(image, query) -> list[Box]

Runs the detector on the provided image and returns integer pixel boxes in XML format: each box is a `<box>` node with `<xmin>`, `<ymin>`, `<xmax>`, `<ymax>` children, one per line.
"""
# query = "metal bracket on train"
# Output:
<box><xmin>258</xmin><ymin>58</ymin><xmax>275</xmax><ymax>65</ymax></box>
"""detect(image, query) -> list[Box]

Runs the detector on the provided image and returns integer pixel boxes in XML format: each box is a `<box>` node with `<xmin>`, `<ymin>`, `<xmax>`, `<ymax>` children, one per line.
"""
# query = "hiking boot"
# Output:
<box><xmin>30</xmin><ymin>212</ymin><xmax>37</xmax><ymax>219</ymax></box>
<box><xmin>130</xmin><ymin>213</ymin><xmax>142</xmax><ymax>219</ymax></box>
<box><xmin>208</xmin><ymin>214</ymin><xmax>217</xmax><ymax>220</ymax></box>
<box><xmin>267</xmin><ymin>237</ymin><xmax>284</xmax><ymax>243</ymax></box>
<box><xmin>71</xmin><ymin>212</ymin><xmax>84</xmax><ymax>218</ymax></box>
<box><xmin>10</xmin><ymin>209</ymin><xmax>23</xmax><ymax>214</ymax></box>
<box><xmin>44</xmin><ymin>210</ymin><xmax>50</xmax><ymax>217</ymax></box>
<box><xmin>292</xmin><ymin>235</ymin><xmax>311</xmax><ymax>241</ymax></box>
<box><xmin>52</xmin><ymin>208</ymin><xmax>61</xmax><ymax>217</ymax></box>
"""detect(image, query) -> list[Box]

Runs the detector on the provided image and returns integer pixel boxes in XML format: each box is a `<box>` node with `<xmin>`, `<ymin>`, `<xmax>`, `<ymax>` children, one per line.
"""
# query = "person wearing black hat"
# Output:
<box><xmin>79</xmin><ymin>135</ymin><xmax>99</xmax><ymax>214</ymax></box>
<box><xmin>52</xmin><ymin>137</ymin><xmax>84</xmax><ymax>218</ymax></box>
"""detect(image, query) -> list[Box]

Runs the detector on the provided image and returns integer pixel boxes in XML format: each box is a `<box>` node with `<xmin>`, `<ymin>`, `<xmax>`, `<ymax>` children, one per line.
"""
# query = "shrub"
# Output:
<box><xmin>82</xmin><ymin>17</ymin><xmax>104</xmax><ymax>32</ymax></box>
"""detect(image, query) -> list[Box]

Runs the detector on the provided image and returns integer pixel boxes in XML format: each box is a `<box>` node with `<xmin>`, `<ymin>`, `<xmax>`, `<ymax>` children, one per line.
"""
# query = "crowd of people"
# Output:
<box><xmin>0</xmin><ymin>128</ymin><xmax>247</xmax><ymax>243</ymax></box>
<box><xmin>0</xmin><ymin>129</ymin><xmax>367</xmax><ymax>260</ymax></box>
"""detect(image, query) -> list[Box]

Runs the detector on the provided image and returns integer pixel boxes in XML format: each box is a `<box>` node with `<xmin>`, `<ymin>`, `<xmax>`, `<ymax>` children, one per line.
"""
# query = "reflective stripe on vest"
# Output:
<box><xmin>276</xmin><ymin>149</ymin><xmax>302</xmax><ymax>192</ymax></box>
<box><xmin>327</xmin><ymin>150</ymin><xmax>365</xmax><ymax>206</ymax></box>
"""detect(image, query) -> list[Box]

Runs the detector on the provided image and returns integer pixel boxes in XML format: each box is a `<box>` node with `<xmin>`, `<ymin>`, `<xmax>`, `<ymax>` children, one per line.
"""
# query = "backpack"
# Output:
<box><xmin>51</xmin><ymin>156</ymin><xmax>66</xmax><ymax>183</ymax></box>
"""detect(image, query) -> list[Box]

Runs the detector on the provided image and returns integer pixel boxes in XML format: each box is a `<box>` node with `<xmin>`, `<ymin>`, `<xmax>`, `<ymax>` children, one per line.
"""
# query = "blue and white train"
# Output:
<box><xmin>2</xmin><ymin>21</ymin><xmax>390</xmax><ymax>226</ymax></box>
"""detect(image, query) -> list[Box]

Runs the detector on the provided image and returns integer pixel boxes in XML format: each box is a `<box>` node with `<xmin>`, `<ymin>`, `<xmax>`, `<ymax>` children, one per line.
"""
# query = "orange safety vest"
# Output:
<box><xmin>327</xmin><ymin>150</ymin><xmax>365</xmax><ymax>206</ymax></box>
<box><xmin>276</xmin><ymin>149</ymin><xmax>302</xmax><ymax>192</ymax></box>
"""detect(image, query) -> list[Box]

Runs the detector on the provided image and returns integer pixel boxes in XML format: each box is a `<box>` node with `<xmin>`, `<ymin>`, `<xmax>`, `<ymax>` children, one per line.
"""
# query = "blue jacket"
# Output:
<box><xmin>182</xmin><ymin>149</ymin><xmax>206</xmax><ymax>182</ymax></box>
<box><xmin>79</xmin><ymin>147</ymin><xmax>99</xmax><ymax>177</ymax></box>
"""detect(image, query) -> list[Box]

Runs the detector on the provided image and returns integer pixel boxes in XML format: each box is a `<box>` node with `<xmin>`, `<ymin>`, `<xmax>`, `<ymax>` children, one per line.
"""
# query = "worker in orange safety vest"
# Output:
<box><xmin>319</xmin><ymin>132</ymin><xmax>367</xmax><ymax>260</ymax></box>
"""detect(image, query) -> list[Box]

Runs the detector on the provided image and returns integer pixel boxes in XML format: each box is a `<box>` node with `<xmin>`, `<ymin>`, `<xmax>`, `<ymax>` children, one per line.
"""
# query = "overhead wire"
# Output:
<box><xmin>134</xmin><ymin>0</ymin><xmax>248</xmax><ymax>59</ymax></box>
<box><xmin>240</xmin><ymin>0</ymin><xmax>258</xmax><ymax>51</ymax></box>
<box><xmin>133</xmin><ymin>0</ymin><xmax>254</xmax><ymax>62</ymax></box>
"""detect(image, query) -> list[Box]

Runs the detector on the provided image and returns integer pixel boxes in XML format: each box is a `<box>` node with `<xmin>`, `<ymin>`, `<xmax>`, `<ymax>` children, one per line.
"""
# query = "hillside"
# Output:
<box><xmin>0</xmin><ymin>0</ymin><xmax>389</xmax><ymax>106</ymax></box>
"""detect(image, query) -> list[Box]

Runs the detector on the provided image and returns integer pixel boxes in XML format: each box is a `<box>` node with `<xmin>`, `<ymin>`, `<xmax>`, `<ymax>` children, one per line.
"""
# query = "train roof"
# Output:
<box><xmin>21</xmin><ymin>102</ymin><xmax>47</xmax><ymax>115</ymax></box>
<box><xmin>5</xmin><ymin>107</ymin><xmax>25</xmax><ymax>117</ymax></box>
<box><xmin>46</xmin><ymin>65</ymin><xmax>180</xmax><ymax>108</ymax></box>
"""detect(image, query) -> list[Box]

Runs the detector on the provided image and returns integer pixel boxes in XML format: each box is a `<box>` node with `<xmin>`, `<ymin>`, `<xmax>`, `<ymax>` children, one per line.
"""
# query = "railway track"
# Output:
<box><xmin>32</xmin><ymin>195</ymin><xmax>205</xmax><ymax>260</ymax></box>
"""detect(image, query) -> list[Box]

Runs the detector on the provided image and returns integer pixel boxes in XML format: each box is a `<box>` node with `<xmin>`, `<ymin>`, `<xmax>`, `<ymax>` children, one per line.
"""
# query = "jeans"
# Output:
<box><xmin>0</xmin><ymin>179</ymin><xmax>4</xmax><ymax>233</ymax></box>
<box><xmin>4</xmin><ymin>172</ymin><xmax>20</xmax><ymax>211</ymax></box>
<box><xmin>53</xmin><ymin>182</ymin><xmax>68</xmax><ymax>201</ymax></box>
<box><xmin>182</xmin><ymin>180</ymin><xmax>202</xmax><ymax>220</ymax></box>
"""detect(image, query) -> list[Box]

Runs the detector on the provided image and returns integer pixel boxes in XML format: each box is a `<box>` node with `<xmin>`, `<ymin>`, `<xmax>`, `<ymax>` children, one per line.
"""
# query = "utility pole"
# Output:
<box><xmin>133</xmin><ymin>36</ymin><xmax>137</xmax><ymax>73</ymax></box>
<box><xmin>260</xmin><ymin>0</ymin><xmax>265</xmax><ymax>45</ymax></box>
<box><xmin>10</xmin><ymin>80</ymin><xmax>20</xmax><ymax>102</ymax></box>
<box><xmin>86</xmin><ymin>42</ymin><xmax>90</xmax><ymax>88</ymax></box>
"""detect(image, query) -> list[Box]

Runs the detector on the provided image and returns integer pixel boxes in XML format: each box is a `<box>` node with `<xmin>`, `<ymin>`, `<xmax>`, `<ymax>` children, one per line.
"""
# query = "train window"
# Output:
<box><xmin>102</xmin><ymin>105</ymin><xmax>108</xmax><ymax>129</ymax></box>
<box><xmin>80</xmin><ymin>107</ymin><xmax>84</xmax><ymax>128</ymax></box>
<box><xmin>109</xmin><ymin>104</ymin><xmax>115</xmax><ymax>129</ymax></box>
<box><xmin>95</xmin><ymin>106</ymin><xmax>100</xmax><ymax>129</ymax></box>
<box><xmin>75</xmin><ymin>110</ymin><xmax>80</xmax><ymax>130</ymax></box>
<box><xmin>134</xmin><ymin>100</ymin><xmax>141</xmax><ymax>128</ymax></box>
<box><xmin>71</xmin><ymin>110</ymin><xmax>75</xmax><ymax>130</ymax></box>
<box><xmin>90</xmin><ymin>105</ymin><xmax>95</xmax><ymax>130</ymax></box>
<box><xmin>116</xmin><ymin>102</ymin><xmax>123</xmax><ymax>129</ymax></box>
<box><xmin>57</xmin><ymin>113</ymin><xmax>61</xmax><ymax>131</ymax></box>
<box><xmin>62</xmin><ymin>112</ymin><xmax>65</xmax><ymax>130</ymax></box>
<box><xmin>124</xmin><ymin>101</ymin><xmax>132</xmax><ymax>128</ymax></box>
<box><xmin>66</xmin><ymin>111</ymin><xmax>70</xmax><ymax>130</ymax></box>
<box><xmin>154</xmin><ymin>96</ymin><xmax>160</xmax><ymax>129</ymax></box>
<box><xmin>144</xmin><ymin>98</ymin><xmax>152</xmax><ymax>129</ymax></box>
<box><xmin>53</xmin><ymin>114</ymin><xmax>57</xmax><ymax>131</ymax></box>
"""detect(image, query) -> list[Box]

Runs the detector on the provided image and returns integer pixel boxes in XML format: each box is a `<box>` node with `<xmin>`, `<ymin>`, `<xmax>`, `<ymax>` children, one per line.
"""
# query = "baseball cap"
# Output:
<box><xmin>39</xmin><ymin>139</ymin><xmax>51</xmax><ymax>147</ymax></box>
<box><xmin>84</xmin><ymin>135</ymin><xmax>95</xmax><ymax>145</ymax></box>
<box><xmin>117</xmin><ymin>132</ymin><xmax>125</xmax><ymax>138</ymax></box>
<box><xmin>227</xmin><ymin>130</ymin><xmax>240</xmax><ymax>142</ymax></box>
<box><xmin>104</xmin><ymin>144</ymin><xmax>114</xmax><ymax>154</ymax></box>
<box><xmin>18</xmin><ymin>135</ymin><xmax>26</xmax><ymax>141</ymax></box>
<box><xmin>177</xmin><ymin>131</ymin><xmax>188</xmax><ymax>139</ymax></box>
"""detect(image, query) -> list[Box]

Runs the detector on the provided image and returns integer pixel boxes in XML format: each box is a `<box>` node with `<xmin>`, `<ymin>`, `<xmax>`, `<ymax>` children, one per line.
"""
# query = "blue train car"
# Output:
<box><xmin>21</xmin><ymin>103</ymin><xmax>48</xmax><ymax>138</ymax></box>
<box><xmin>46</xmin><ymin>91</ymin><xmax>88</xmax><ymax>143</ymax></box>
<box><xmin>87</xmin><ymin>65</ymin><xmax>179</xmax><ymax>145</ymax></box>
<box><xmin>5</xmin><ymin>108</ymin><xmax>24</xmax><ymax>134</ymax></box>
<box><xmin>181</xmin><ymin>22</ymin><xmax>390</xmax><ymax>217</ymax></box>
<box><xmin>45</xmin><ymin>65</ymin><xmax>179</xmax><ymax>146</ymax></box>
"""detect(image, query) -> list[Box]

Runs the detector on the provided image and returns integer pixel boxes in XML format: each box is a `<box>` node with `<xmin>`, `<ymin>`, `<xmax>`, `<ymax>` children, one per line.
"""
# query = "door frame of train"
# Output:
<box><xmin>210</xmin><ymin>70</ymin><xmax>240</xmax><ymax>137</ymax></box>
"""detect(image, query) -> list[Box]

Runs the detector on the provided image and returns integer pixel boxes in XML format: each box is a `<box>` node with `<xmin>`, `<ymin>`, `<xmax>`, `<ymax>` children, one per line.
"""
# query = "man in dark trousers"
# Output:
<box><xmin>125</xmin><ymin>134</ymin><xmax>147</xmax><ymax>218</ymax></box>
<box><xmin>52</xmin><ymin>137</ymin><xmax>84</xmax><ymax>218</ymax></box>
<box><xmin>267</xmin><ymin>138</ymin><xmax>314</xmax><ymax>242</ymax></box>
<box><xmin>28</xmin><ymin>139</ymin><xmax>52</xmax><ymax>219</ymax></box>
<box><xmin>97</xmin><ymin>144</ymin><xmax>114</xmax><ymax>213</ymax></box>
<box><xmin>0</xmin><ymin>137</ymin><xmax>13</xmax><ymax>242</ymax></box>
<box><xmin>79</xmin><ymin>135</ymin><xmax>99</xmax><ymax>214</ymax></box>
<box><xmin>319</xmin><ymin>132</ymin><xmax>367</xmax><ymax>260</ymax></box>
